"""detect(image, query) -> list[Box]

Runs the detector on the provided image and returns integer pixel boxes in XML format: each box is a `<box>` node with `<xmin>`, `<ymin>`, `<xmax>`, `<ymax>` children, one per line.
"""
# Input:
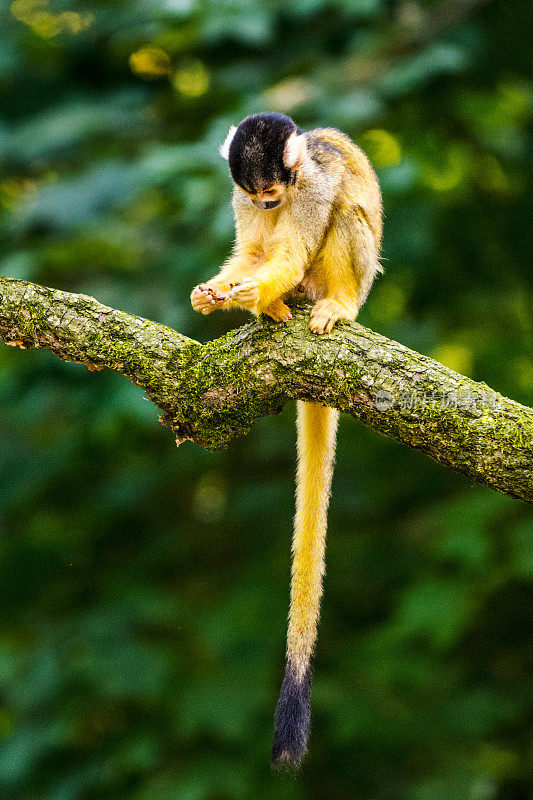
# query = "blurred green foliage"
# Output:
<box><xmin>0</xmin><ymin>0</ymin><xmax>532</xmax><ymax>798</ymax></box>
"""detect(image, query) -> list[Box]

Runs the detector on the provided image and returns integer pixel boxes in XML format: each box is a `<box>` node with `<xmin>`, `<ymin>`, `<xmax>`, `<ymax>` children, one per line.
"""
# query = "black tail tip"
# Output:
<box><xmin>271</xmin><ymin>663</ymin><xmax>311</xmax><ymax>770</ymax></box>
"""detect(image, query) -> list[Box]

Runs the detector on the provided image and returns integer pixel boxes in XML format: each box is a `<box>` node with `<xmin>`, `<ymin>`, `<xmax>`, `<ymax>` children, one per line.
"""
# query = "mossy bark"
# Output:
<box><xmin>1</xmin><ymin>276</ymin><xmax>531</xmax><ymax>502</ymax></box>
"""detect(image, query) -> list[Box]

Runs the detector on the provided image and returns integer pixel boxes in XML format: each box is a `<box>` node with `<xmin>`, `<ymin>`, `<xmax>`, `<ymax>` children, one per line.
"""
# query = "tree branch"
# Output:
<box><xmin>0</xmin><ymin>276</ymin><xmax>531</xmax><ymax>502</ymax></box>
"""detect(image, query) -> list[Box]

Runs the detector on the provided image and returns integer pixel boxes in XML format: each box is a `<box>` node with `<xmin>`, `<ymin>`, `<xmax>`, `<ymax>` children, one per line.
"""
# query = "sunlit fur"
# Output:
<box><xmin>191</xmin><ymin>115</ymin><xmax>382</xmax><ymax>768</ymax></box>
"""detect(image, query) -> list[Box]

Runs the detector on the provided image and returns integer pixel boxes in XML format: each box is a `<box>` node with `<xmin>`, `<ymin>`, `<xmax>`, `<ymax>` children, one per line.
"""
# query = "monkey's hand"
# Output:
<box><xmin>191</xmin><ymin>284</ymin><xmax>228</xmax><ymax>315</ymax></box>
<box><xmin>228</xmin><ymin>278</ymin><xmax>260</xmax><ymax>310</ymax></box>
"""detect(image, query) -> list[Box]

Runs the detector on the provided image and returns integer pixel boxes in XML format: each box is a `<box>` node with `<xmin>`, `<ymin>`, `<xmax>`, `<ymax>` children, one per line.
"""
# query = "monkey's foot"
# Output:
<box><xmin>191</xmin><ymin>284</ymin><xmax>228</xmax><ymax>315</ymax></box>
<box><xmin>229</xmin><ymin>278</ymin><xmax>260</xmax><ymax>309</ymax></box>
<box><xmin>310</xmin><ymin>298</ymin><xmax>349</xmax><ymax>334</ymax></box>
<box><xmin>264</xmin><ymin>298</ymin><xmax>292</xmax><ymax>323</ymax></box>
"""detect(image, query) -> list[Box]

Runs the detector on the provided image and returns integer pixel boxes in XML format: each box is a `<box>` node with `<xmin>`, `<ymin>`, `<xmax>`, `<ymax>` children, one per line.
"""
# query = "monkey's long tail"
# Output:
<box><xmin>272</xmin><ymin>401</ymin><xmax>339</xmax><ymax>769</ymax></box>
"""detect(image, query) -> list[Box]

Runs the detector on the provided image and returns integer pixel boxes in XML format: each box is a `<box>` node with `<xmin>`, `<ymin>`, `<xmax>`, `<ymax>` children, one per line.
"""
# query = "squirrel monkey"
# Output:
<box><xmin>191</xmin><ymin>112</ymin><xmax>382</xmax><ymax>767</ymax></box>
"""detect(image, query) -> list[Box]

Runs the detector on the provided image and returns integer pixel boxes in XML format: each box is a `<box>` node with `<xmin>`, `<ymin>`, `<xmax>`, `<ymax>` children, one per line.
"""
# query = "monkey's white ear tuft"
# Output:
<box><xmin>283</xmin><ymin>131</ymin><xmax>307</xmax><ymax>169</ymax></box>
<box><xmin>219</xmin><ymin>125</ymin><xmax>237</xmax><ymax>160</ymax></box>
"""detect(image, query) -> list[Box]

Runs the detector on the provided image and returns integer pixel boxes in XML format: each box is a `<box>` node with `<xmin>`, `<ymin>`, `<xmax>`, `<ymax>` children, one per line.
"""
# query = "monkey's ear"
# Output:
<box><xmin>283</xmin><ymin>131</ymin><xmax>307</xmax><ymax>169</ymax></box>
<box><xmin>219</xmin><ymin>125</ymin><xmax>237</xmax><ymax>159</ymax></box>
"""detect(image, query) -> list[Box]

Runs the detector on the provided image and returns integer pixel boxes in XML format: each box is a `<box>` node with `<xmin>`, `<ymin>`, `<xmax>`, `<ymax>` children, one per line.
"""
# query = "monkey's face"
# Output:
<box><xmin>244</xmin><ymin>183</ymin><xmax>287</xmax><ymax>210</ymax></box>
<box><xmin>221</xmin><ymin>112</ymin><xmax>306</xmax><ymax>209</ymax></box>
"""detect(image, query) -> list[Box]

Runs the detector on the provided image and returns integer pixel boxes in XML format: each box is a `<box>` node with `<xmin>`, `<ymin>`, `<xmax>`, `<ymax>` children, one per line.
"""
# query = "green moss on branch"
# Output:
<box><xmin>1</xmin><ymin>277</ymin><xmax>531</xmax><ymax>502</ymax></box>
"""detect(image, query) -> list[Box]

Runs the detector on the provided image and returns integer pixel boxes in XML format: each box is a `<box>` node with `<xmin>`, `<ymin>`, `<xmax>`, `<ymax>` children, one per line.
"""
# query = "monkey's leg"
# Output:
<box><xmin>348</xmin><ymin>213</ymin><xmax>381</xmax><ymax>311</ymax></box>
<box><xmin>309</xmin><ymin>297</ymin><xmax>354</xmax><ymax>334</ymax></box>
<box><xmin>263</xmin><ymin>298</ymin><xmax>292</xmax><ymax>322</ymax></box>
<box><xmin>310</xmin><ymin>214</ymin><xmax>379</xmax><ymax>334</ymax></box>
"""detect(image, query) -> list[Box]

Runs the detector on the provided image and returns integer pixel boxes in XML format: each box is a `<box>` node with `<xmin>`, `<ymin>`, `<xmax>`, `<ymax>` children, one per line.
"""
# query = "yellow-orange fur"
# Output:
<box><xmin>191</xmin><ymin>122</ymin><xmax>382</xmax><ymax>766</ymax></box>
<box><xmin>289</xmin><ymin>402</ymin><xmax>338</xmax><ymax>681</ymax></box>
<box><xmin>191</xmin><ymin>128</ymin><xmax>381</xmax><ymax>330</ymax></box>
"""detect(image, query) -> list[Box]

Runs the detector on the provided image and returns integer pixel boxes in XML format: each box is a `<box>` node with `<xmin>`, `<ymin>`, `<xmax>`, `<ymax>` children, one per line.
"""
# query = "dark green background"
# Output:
<box><xmin>0</xmin><ymin>1</ymin><xmax>531</xmax><ymax>798</ymax></box>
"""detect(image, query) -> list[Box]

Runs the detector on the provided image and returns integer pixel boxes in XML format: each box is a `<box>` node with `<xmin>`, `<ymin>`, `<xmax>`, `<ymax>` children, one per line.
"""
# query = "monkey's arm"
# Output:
<box><xmin>229</xmin><ymin>240</ymin><xmax>307</xmax><ymax>315</ymax></box>
<box><xmin>193</xmin><ymin>231</ymin><xmax>309</xmax><ymax>318</ymax></box>
<box><xmin>207</xmin><ymin>248</ymin><xmax>258</xmax><ymax>290</ymax></box>
<box><xmin>192</xmin><ymin>187</ymin><xmax>268</xmax><ymax>314</ymax></box>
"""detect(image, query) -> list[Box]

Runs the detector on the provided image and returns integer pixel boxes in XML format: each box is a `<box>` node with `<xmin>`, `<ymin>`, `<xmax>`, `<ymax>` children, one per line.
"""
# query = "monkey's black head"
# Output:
<box><xmin>220</xmin><ymin>112</ymin><xmax>307</xmax><ymax>208</ymax></box>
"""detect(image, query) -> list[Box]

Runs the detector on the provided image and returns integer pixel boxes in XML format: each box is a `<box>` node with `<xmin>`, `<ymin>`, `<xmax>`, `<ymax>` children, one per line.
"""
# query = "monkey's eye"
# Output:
<box><xmin>263</xmin><ymin>189</ymin><xmax>276</xmax><ymax>196</ymax></box>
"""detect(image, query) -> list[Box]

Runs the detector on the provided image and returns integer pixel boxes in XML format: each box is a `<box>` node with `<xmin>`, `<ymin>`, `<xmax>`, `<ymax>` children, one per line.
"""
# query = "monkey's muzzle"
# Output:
<box><xmin>252</xmin><ymin>198</ymin><xmax>281</xmax><ymax>210</ymax></box>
